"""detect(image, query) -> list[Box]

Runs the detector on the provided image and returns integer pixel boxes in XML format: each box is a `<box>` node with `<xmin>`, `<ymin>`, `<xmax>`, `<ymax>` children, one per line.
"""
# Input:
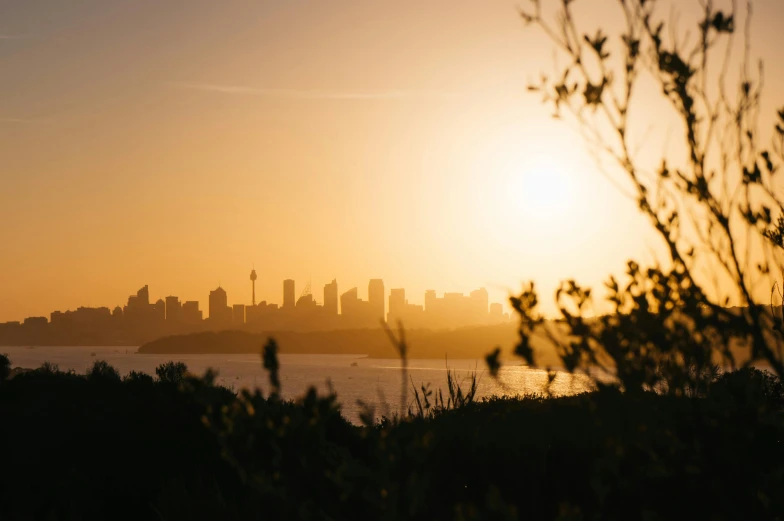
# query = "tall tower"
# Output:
<box><xmin>324</xmin><ymin>279</ymin><xmax>338</xmax><ymax>315</ymax></box>
<box><xmin>250</xmin><ymin>269</ymin><xmax>257</xmax><ymax>306</ymax></box>
<box><xmin>209</xmin><ymin>287</ymin><xmax>229</xmax><ymax>325</ymax></box>
<box><xmin>283</xmin><ymin>279</ymin><xmax>295</xmax><ymax>309</ymax></box>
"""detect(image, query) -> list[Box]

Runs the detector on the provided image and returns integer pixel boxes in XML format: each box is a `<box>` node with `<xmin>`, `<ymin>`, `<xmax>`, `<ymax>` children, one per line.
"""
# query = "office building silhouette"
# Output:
<box><xmin>23</xmin><ymin>317</ymin><xmax>48</xmax><ymax>327</ymax></box>
<box><xmin>283</xmin><ymin>279</ymin><xmax>295</xmax><ymax>309</ymax></box>
<box><xmin>209</xmin><ymin>287</ymin><xmax>231</xmax><ymax>326</ymax></box>
<box><xmin>389</xmin><ymin>288</ymin><xmax>406</xmax><ymax>319</ymax></box>
<box><xmin>165</xmin><ymin>296</ymin><xmax>181</xmax><ymax>322</ymax></box>
<box><xmin>324</xmin><ymin>279</ymin><xmax>338</xmax><ymax>315</ymax></box>
<box><xmin>182</xmin><ymin>301</ymin><xmax>202</xmax><ymax>323</ymax></box>
<box><xmin>153</xmin><ymin>299</ymin><xmax>166</xmax><ymax>323</ymax></box>
<box><xmin>368</xmin><ymin>279</ymin><xmax>385</xmax><ymax>321</ymax></box>
<box><xmin>388</xmin><ymin>288</ymin><xmax>425</xmax><ymax>327</ymax></box>
<box><xmin>296</xmin><ymin>293</ymin><xmax>317</xmax><ymax>310</ymax></box>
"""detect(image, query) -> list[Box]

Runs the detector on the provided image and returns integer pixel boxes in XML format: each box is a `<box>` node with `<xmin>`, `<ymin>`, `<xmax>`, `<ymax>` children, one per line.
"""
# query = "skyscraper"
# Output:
<box><xmin>368</xmin><ymin>279</ymin><xmax>385</xmax><ymax>322</ymax></box>
<box><xmin>165</xmin><ymin>296</ymin><xmax>181</xmax><ymax>322</ymax></box>
<box><xmin>340</xmin><ymin>287</ymin><xmax>360</xmax><ymax>317</ymax></box>
<box><xmin>124</xmin><ymin>285</ymin><xmax>154</xmax><ymax>326</ymax></box>
<box><xmin>296</xmin><ymin>293</ymin><xmax>316</xmax><ymax>309</ymax></box>
<box><xmin>136</xmin><ymin>285</ymin><xmax>150</xmax><ymax>306</ymax></box>
<box><xmin>182</xmin><ymin>301</ymin><xmax>202</xmax><ymax>323</ymax></box>
<box><xmin>283</xmin><ymin>279</ymin><xmax>295</xmax><ymax>309</ymax></box>
<box><xmin>388</xmin><ymin>288</ymin><xmax>406</xmax><ymax>323</ymax></box>
<box><xmin>125</xmin><ymin>285</ymin><xmax>150</xmax><ymax>314</ymax></box>
<box><xmin>153</xmin><ymin>299</ymin><xmax>166</xmax><ymax>322</ymax></box>
<box><xmin>209</xmin><ymin>287</ymin><xmax>231</xmax><ymax>325</ymax></box>
<box><xmin>324</xmin><ymin>279</ymin><xmax>338</xmax><ymax>315</ymax></box>
<box><xmin>469</xmin><ymin>288</ymin><xmax>489</xmax><ymax>317</ymax></box>
<box><xmin>424</xmin><ymin>290</ymin><xmax>437</xmax><ymax>312</ymax></box>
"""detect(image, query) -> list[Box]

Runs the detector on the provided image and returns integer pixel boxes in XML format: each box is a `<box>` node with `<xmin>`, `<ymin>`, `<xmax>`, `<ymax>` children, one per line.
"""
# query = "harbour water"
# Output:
<box><xmin>2</xmin><ymin>345</ymin><xmax>593</xmax><ymax>423</ymax></box>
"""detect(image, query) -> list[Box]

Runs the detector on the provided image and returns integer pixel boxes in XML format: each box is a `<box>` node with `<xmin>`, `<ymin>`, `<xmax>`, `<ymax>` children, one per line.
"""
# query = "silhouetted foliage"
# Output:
<box><xmin>37</xmin><ymin>361</ymin><xmax>60</xmax><ymax>374</ymax></box>
<box><xmin>261</xmin><ymin>338</ymin><xmax>280</xmax><ymax>395</ymax></box>
<box><xmin>711</xmin><ymin>366</ymin><xmax>784</xmax><ymax>410</ymax></box>
<box><xmin>485</xmin><ymin>346</ymin><xmax>502</xmax><ymax>379</ymax></box>
<box><xmin>123</xmin><ymin>370</ymin><xmax>155</xmax><ymax>385</ymax></box>
<box><xmin>504</xmin><ymin>0</ymin><xmax>784</xmax><ymax>396</ymax></box>
<box><xmin>409</xmin><ymin>366</ymin><xmax>479</xmax><ymax>419</ymax></box>
<box><xmin>86</xmin><ymin>359</ymin><xmax>121</xmax><ymax>382</ymax></box>
<box><xmin>156</xmin><ymin>360</ymin><xmax>188</xmax><ymax>384</ymax></box>
<box><xmin>383</xmin><ymin>321</ymin><xmax>409</xmax><ymax>413</ymax></box>
<box><xmin>0</xmin><ymin>353</ymin><xmax>9</xmax><ymax>382</ymax></box>
<box><xmin>0</xmin><ymin>348</ymin><xmax>782</xmax><ymax>520</ymax></box>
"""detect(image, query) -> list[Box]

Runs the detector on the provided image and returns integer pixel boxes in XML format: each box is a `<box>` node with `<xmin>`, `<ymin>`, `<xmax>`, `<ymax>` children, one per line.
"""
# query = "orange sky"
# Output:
<box><xmin>1</xmin><ymin>0</ymin><xmax>783</xmax><ymax>322</ymax></box>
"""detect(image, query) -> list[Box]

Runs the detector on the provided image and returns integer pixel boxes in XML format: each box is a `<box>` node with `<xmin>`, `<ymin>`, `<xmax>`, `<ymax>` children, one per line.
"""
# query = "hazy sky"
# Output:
<box><xmin>2</xmin><ymin>0</ymin><xmax>784</xmax><ymax>322</ymax></box>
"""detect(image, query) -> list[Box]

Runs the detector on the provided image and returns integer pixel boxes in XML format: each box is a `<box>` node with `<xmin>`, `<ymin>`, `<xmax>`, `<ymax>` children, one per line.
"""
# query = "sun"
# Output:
<box><xmin>501</xmin><ymin>152</ymin><xmax>579</xmax><ymax>223</ymax></box>
<box><xmin>468</xmin><ymin>125</ymin><xmax>591</xmax><ymax>254</ymax></box>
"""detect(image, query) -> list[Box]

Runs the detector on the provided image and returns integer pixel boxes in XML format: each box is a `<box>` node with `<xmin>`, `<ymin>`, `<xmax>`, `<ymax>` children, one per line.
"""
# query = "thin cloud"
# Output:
<box><xmin>169</xmin><ymin>82</ymin><xmax>459</xmax><ymax>100</ymax></box>
<box><xmin>0</xmin><ymin>34</ymin><xmax>29</xmax><ymax>40</ymax></box>
<box><xmin>0</xmin><ymin>118</ymin><xmax>47</xmax><ymax>125</ymax></box>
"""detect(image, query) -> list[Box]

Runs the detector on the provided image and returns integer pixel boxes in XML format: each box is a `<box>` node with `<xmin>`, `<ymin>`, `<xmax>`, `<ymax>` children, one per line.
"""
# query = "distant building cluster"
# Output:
<box><xmin>0</xmin><ymin>271</ymin><xmax>510</xmax><ymax>345</ymax></box>
<box><xmin>389</xmin><ymin>287</ymin><xmax>505</xmax><ymax>329</ymax></box>
<box><xmin>47</xmin><ymin>285</ymin><xmax>204</xmax><ymax>330</ymax></box>
<box><xmin>201</xmin><ymin>273</ymin><xmax>508</xmax><ymax>331</ymax></box>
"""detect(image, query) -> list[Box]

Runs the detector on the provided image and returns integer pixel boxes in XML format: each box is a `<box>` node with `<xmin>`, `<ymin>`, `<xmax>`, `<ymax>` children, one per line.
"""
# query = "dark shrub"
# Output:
<box><xmin>86</xmin><ymin>360</ymin><xmax>121</xmax><ymax>382</ymax></box>
<box><xmin>123</xmin><ymin>370</ymin><xmax>154</xmax><ymax>385</ymax></box>
<box><xmin>0</xmin><ymin>353</ymin><xmax>9</xmax><ymax>382</ymax></box>
<box><xmin>38</xmin><ymin>361</ymin><xmax>60</xmax><ymax>374</ymax></box>
<box><xmin>711</xmin><ymin>367</ymin><xmax>784</xmax><ymax>410</ymax></box>
<box><xmin>156</xmin><ymin>361</ymin><xmax>188</xmax><ymax>384</ymax></box>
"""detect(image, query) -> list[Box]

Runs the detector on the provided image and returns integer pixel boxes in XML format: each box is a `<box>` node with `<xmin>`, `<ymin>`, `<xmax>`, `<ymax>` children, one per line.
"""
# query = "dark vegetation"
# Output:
<box><xmin>1</xmin><ymin>350</ymin><xmax>783</xmax><ymax>521</ymax></box>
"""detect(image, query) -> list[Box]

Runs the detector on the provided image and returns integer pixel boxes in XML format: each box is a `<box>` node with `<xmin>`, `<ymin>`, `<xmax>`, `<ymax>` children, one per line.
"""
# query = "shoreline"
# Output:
<box><xmin>133</xmin><ymin>325</ymin><xmax>547</xmax><ymax>362</ymax></box>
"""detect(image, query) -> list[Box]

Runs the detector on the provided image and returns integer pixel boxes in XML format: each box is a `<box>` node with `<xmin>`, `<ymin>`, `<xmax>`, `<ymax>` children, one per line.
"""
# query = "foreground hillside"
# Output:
<box><xmin>1</xmin><ymin>351</ymin><xmax>783</xmax><ymax>521</ymax></box>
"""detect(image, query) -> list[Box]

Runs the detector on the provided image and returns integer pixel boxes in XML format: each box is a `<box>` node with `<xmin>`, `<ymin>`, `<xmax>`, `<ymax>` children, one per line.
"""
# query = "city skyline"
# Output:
<box><xmin>1</xmin><ymin>269</ymin><xmax>510</xmax><ymax>332</ymax></box>
<box><xmin>0</xmin><ymin>273</ymin><xmax>510</xmax><ymax>347</ymax></box>
<box><xmin>0</xmin><ymin>258</ymin><xmax>524</xmax><ymax>324</ymax></box>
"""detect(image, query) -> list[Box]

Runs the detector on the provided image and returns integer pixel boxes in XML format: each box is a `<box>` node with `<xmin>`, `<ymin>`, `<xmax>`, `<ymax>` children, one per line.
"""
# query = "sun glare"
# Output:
<box><xmin>504</xmin><ymin>153</ymin><xmax>577</xmax><ymax>217</ymax></box>
<box><xmin>471</xmin><ymin>126</ymin><xmax>590</xmax><ymax>256</ymax></box>
<box><xmin>492</xmin><ymin>151</ymin><xmax>580</xmax><ymax>238</ymax></box>
<box><xmin>468</xmin><ymin>139</ymin><xmax>590</xmax><ymax>268</ymax></box>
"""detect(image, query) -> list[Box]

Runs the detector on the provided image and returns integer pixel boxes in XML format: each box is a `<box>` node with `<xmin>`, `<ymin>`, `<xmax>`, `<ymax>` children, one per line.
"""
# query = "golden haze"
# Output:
<box><xmin>1</xmin><ymin>0</ymin><xmax>784</xmax><ymax>322</ymax></box>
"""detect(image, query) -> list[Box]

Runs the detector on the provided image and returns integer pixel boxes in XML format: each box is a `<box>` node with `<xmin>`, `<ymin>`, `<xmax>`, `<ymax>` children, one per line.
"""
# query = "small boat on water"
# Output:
<box><xmin>350</xmin><ymin>362</ymin><xmax>358</xmax><ymax>367</ymax></box>
<box><xmin>90</xmin><ymin>352</ymin><xmax>97</xmax><ymax>357</ymax></box>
